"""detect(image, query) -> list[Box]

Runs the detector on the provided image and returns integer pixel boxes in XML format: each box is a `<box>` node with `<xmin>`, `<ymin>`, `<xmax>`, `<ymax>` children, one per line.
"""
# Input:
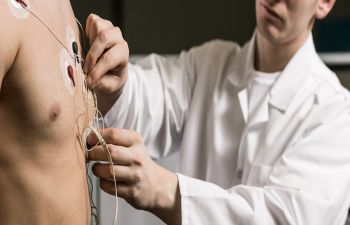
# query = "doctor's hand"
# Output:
<box><xmin>84</xmin><ymin>14</ymin><xmax>129</xmax><ymax>115</ymax></box>
<box><xmin>87</xmin><ymin>128</ymin><xmax>181</xmax><ymax>225</ymax></box>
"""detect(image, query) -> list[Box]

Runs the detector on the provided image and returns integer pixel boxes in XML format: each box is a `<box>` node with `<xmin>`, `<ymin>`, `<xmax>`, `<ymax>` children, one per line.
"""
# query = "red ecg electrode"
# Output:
<box><xmin>15</xmin><ymin>0</ymin><xmax>27</xmax><ymax>8</ymax></box>
<box><xmin>67</xmin><ymin>65</ymin><xmax>76</xmax><ymax>87</ymax></box>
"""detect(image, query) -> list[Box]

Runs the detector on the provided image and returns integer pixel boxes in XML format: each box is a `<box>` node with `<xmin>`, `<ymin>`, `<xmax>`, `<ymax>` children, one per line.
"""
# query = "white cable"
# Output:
<box><xmin>83</xmin><ymin>126</ymin><xmax>119</xmax><ymax>225</ymax></box>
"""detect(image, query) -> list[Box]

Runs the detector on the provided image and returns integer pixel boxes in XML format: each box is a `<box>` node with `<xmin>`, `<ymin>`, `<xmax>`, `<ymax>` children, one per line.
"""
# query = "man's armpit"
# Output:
<box><xmin>0</xmin><ymin>2</ymin><xmax>21</xmax><ymax>91</ymax></box>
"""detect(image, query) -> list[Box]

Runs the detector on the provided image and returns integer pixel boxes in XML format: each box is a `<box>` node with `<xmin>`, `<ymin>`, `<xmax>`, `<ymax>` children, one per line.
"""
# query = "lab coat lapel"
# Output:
<box><xmin>228</xmin><ymin>33</ymin><xmax>261</xmax><ymax>175</ymax></box>
<box><xmin>238</xmin><ymin>89</ymin><xmax>249</xmax><ymax>123</ymax></box>
<box><xmin>230</xmin><ymin>33</ymin><xmax>318</xmax><ymax>119</ymax></box>
<box><xmin>238</xmin><ymin>88</ymin><xmax>270</xmax><ymax>126</ymax></box>
<box><xmin>229</xmin><ymin>32</ymin><xmax>270</xmax><ymax>126</ymax></box>
<box><xmin>230</xmin><ymin>32</ymin><xmax>319</xmax><ymax>176</ymax></box>
<box><xmin>228</xmin><ymin>32</ymin><xmax>256</xmax><ymax>124</ymax></box>
<box><xmin>269</xmin><ymin>34</ymin><xmax>316</xmax><ymax>112</ymax></box>
<box><xmin>248</xmin><ymin>95</ymin><xmax>270</xmax><ymax>125</ymax></box>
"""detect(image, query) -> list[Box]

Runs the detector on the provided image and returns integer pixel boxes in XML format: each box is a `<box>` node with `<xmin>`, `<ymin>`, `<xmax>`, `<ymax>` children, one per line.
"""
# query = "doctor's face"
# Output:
<box><xmin>255</xmin><ymin>0</ymin><xmax>335</xmax><ymax>45</ymax></box>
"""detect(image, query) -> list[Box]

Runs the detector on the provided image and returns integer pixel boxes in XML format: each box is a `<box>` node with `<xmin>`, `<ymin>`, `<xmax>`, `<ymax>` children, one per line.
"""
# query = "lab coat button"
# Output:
<box><xmin>237</xmin><ymin>170</ymin><xmax>243</xmax><ymax>179</ymax></box>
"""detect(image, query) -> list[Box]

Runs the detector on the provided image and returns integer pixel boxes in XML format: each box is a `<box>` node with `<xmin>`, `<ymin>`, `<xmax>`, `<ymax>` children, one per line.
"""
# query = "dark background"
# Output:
<box><xmin>70</xmin><ymin>0</ymin><xmax>350</xmax><ymax>91</ymax></box>
<box><xmin>70</xmin><ymin>0</ymin><xmax>255</xmax><ymax>54</ymax></box>
<box><xmin>70</xmin><ymin>0</ymin><xmax>350</xmax><ymax>92</ymax></box>
<box><xmin>70</xmin><ymin>0</ymin><xmax>350</xmax><ymax>55</ymax></box>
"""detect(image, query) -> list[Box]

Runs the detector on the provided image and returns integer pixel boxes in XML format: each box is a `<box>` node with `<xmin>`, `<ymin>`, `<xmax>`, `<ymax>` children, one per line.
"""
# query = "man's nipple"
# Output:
<box><xmin>49</xmin><ymin>103</ymin><xmax>61</xmax><ymax>122</ymax></box>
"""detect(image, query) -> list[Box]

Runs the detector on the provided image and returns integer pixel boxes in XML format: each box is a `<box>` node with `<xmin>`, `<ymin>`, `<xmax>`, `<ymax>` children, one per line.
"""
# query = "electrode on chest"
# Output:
<box><xmin>59</xmin><ymin>26</ymin><xmax>82</xmax><ymax>95</ymax></box>
<box><xmin>6</xmin><ymin>0</ymin><xmax>30</xmax><ymax>19</ymax></box>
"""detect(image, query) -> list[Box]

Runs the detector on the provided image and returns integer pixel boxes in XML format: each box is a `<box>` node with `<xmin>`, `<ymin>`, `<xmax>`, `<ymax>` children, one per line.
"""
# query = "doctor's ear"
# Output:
<box><xmin>315</xmin><ymin>0</ymin><xmax>336</xmax><ymax>20</ymax></box>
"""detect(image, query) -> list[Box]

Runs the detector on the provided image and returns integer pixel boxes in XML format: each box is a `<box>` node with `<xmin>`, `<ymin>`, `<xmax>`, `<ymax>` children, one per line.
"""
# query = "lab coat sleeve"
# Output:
<box><xmin>177</xmin><ymin>98</ymin><xmax>350</xmax><ymax>225</ymax></box>
<box><xmin>103</xmin><ymin>48</ymin><xmax>200</xmax><ymax>158</ymax></box>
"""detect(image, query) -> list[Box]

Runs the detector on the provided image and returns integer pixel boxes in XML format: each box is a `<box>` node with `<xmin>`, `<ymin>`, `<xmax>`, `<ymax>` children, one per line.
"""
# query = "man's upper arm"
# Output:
<box><xmin>0</xmin><ymin>2</ymin><xmax>20</xmax><ymax>91</ymax></box>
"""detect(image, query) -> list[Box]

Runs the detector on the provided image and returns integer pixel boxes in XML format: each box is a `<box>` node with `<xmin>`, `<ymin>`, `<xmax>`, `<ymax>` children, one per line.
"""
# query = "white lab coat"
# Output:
<box><xmin>104</xmin><ymin>33</ymin><xmax>350</xmax><ymax>225</ymax></box>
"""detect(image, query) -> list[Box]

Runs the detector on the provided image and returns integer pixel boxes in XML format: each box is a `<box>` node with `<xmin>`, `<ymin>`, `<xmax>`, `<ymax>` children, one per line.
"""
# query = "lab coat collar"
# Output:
<box><xmin>269</xmin><ymin>33</ymin><xmax>316</xmax><ymax>111</ymax></box>
<box><xmin>229</xmin><ymin>32</ymin><xmax>318</xmax><ymax>113</ymax></box>
<box><xmin>237</xmin><ymin>87</ymin><xmax>270</xmax><ymax>125</ymax></box>
<box><xmin>227</xmin><ymin>32</ymin><xmax>256</xmax><ymax>89</ymax></box>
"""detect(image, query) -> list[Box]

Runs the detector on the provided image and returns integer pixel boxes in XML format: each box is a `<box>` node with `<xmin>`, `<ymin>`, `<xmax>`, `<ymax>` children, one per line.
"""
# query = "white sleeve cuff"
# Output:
<box><xmin>177</xmin><ymin>173</ymin><xmax>191</xmax><ymax>225</ymax></box>
<box><xmin>177</xmin><ymin>173</ymin><xmax>231</xmax><ymax>225</ymax></box>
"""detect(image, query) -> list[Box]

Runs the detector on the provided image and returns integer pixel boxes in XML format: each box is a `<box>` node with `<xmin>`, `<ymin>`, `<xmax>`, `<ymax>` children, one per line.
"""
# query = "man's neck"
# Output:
<box><xmin>254</xmin><ymin>30</ymin><xmax>310</xmax><ymax>73</ymax></box>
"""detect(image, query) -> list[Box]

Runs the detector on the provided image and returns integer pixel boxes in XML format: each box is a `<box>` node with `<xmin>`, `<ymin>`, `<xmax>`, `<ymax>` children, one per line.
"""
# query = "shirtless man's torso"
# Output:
<box><xmin>0</xmin><ymin>0</ymin><xmax>93</xmax><ymax>224</ymax></box>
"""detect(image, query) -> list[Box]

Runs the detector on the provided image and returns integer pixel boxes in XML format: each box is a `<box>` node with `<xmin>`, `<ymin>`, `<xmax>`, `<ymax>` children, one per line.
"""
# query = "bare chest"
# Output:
<box><xmin>0</xmin><ymin>27</ymin><xmax>94</xmax><ymax>144</ymax></box>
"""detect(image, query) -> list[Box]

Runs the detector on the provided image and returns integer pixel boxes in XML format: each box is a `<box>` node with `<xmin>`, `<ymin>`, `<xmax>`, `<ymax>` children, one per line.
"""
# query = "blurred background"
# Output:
<box><xmin>70</xmin><ymin>1</ymin><xmax>350</xmax><ymax>224</ymax></box>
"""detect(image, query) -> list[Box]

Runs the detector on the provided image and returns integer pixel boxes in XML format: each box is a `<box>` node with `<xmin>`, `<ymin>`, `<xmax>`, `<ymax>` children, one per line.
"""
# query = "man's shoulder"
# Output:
<box><xmin>0</xmin><ymin>1</ymin><xmax>22</xmax><ymax>89</ymax></box>
<box><xmin>309</xmin><ymin>55</ymin><xmax>348</xmax><ymax>101</ymax></box>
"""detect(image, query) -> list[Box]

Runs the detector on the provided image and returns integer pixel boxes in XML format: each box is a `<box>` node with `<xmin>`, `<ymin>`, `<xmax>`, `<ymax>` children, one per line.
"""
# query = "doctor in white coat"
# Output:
<box><xmin>84</xmin><ymin>0</ymin><xmax>350</xmax><ymax>224</ymax></box>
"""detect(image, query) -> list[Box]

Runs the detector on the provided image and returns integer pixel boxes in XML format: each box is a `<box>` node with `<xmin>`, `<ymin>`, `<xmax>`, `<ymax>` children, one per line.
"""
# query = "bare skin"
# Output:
<box><xmin>0</xmin><ymin>0</ymin><xmax>92</xmax><ymax>224</ymax></box>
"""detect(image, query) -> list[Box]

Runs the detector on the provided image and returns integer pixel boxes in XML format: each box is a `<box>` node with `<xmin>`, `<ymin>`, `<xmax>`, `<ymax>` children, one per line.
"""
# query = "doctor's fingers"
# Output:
<box><xmin>86</xmin><ymin>41</ymin><xmax>129</xmax><ymax>89</ymax></box>
<box><xmin>87</xmin><ymin>128</ymin><xmax>137</xmax><ymax>147</ymax></box>
<box><xmin>93</xmin><ymin>163</ymin><xmax>138</xmax><ymax>184</ymax></box>
<box><xmin>93</xmin><ymin>73</ymin><xmax>127</xmax><ymax>95</ymax></box>
<box><xmin>83</xmin><ymin>26</ymin><xmax>127</xmax><ymax>74</ymax></box>
<box><xmin>88</xmin><ymin>144</ymin><xmax>132</xmax><ymax>165</ymax></box>
<box><xmin>86</xmin><ymin>14</ymin><xmax>114</xmax><ymax>46</ymax></box>
<box><xmin>100</xmin><ymin>179</ymin><xmax>139</xmax><ymax>202</ymax></box>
